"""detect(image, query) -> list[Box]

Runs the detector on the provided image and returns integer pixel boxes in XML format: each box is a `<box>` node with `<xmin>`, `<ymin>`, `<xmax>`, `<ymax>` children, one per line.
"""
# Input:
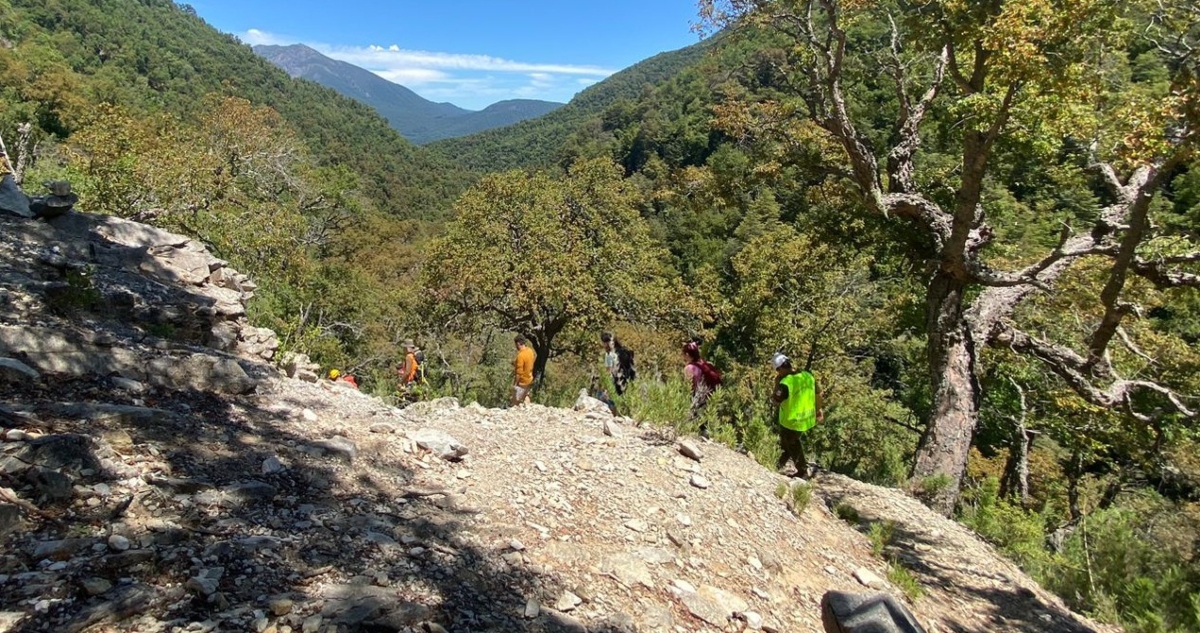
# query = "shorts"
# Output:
<box><xmin>513</xmin><ymin>384</ymin><xmax>533</xmax><ymax>404</ymax></box>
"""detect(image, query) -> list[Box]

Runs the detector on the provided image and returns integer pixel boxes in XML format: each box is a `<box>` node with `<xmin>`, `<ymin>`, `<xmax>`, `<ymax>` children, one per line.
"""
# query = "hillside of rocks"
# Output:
<box><xmin>0</xmin><ymin>208</ymin><xmax>1115</xmax><ymax>633</ymax></box>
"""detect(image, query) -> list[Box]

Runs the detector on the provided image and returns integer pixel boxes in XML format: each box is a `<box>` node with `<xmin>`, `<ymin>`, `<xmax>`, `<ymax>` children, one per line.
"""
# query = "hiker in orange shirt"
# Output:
<box><xmin>398</xmin><ymin>339</ymin><xmax>421</xmax><ymax>387</ymax></box>
<box><xmin>512</xmin><ymin>335</ymin><xmax>536</xmax><ymax>406</ymax></box>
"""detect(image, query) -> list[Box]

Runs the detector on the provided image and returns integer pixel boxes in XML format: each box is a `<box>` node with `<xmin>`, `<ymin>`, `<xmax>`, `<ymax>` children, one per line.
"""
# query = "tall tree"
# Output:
<box><xmin>424</xmin><ymin>158</ymin><xmax>700</xmax><ymax>381</ymax></box>
<box><xmin>701</xmin><ymin>0</ymin><xmax>1200</xmax><ymax>513</ymax></box>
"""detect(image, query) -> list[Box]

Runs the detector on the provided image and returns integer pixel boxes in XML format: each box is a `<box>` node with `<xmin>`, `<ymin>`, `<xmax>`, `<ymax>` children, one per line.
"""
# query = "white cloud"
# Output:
<box><xmin>372</xmin><ymin>68</ymin><xmax>451</xmax><ymax>86</ymax></box>
<box><xmin>340</xmin><ymin>44</ymin><xmax>613</xmax><ymax>77</ymax></box>
<box><xmin>241</xmin><ymin>29</ymin><xmax>612</xmax><ymax>108</ymax></box>
<box><xmin>241</xmin><ymin>28</ymin><xmax>291</xmax><ymax>47</ymax></box>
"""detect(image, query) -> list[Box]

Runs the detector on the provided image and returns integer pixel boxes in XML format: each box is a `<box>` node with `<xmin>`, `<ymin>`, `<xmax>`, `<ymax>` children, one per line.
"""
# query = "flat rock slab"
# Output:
<box><xmin>18</xmin><ymin>434</ymin><xmax>98</xmax><ymax>473</ymax></box>
<box><xmin>311</xmin><ymin>436</ymin><xmax>357</xmax><ymax>462</ymax></box>
<box><xmin>0</xmin><ymin>357</ymin><xmax>39</xmax><ymax>382</ymax></box>
<box><xmin>63</xmin><ymin>583</ymin><xmax>157</xmax><ymax>633</ymax></box>
<box><xmin>33</xmin><ymin>538</ymin><xmax>97</xmax><ymax>560</ymax></box>
<box><xmin>0</xmin><ymin>504</ymin><xmax>21</xmax><ymax>537</ymax></box>
<box><xmin>677</xmin><ymin>439</ymin><xmax>704</xmax><ymax>462</ymax></box>
<box><xmin>194</xmin><ymin>481</ymin><xmax>276</xmax><ymax>508</ymax></box>
<box><xmin>676</xmin><ymin>584</ymin><xmax>749</xmax><ymax>627</ymax></box>
<box><xmin>0</xmin><ymin>612</ymin><xmax>22</xmax><ymax>633</ymax></box>
<box><xmin>318</xmin><ymin>584</ymin><xmax>430</xmax><ymax>627</ymax></box>
<box><xmin>601</xmin><ymin>553</ymin><xmax>655</xmax><ymax>588</ymax></box>
<box><xmin>853</xmin><ymin>567</ymin><xmax>887</xmax><ymax>590</ymax></box>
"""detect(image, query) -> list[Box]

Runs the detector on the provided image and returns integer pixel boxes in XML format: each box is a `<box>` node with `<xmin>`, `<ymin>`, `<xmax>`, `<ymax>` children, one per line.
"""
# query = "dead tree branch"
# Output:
<box><xmin>993</xmin><ymin>323</ymin><xmax>1196</xmax><ymax>419</ymax></box>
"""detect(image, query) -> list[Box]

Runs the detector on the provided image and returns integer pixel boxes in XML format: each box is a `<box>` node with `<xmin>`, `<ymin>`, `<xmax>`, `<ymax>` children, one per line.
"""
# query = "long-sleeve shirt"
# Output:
<box><xmin>514</xmin><ymin>346</ymin><xmax>536</xmax><ymax>387</ymax></box>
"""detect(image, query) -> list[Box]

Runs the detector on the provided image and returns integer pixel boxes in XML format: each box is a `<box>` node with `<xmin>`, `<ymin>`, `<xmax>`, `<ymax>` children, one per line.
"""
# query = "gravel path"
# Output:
<box><xmin>0</xmin><ymin>377</ymin><xmax>1115</xmax><ymax>633</ymax></box>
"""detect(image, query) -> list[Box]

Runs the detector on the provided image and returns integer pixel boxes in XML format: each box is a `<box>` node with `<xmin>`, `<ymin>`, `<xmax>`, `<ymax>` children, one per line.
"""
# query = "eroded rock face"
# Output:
<box><xmin>0</xmin><ymin>210</ymin><xmax>278</xmax><ymax>392</ymax></box>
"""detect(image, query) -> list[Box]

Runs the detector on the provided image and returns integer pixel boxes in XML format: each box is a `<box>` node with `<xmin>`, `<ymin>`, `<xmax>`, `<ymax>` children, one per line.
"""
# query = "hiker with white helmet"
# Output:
<box><xmin>771</xmin><ymin>352</ymin><xmax>823</xmax><ymax>477</ymax></box>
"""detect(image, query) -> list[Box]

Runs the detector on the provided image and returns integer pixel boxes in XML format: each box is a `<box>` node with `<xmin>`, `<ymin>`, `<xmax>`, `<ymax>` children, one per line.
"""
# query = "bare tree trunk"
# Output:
<box><xmin>999</xmin><ymin>379</ymin><xmax>1033</xmax><ymax>506</ymax></box>
<box><xmin>912</xmin><ymin>272</ymin><xmax>980</xmax><ymax>515</ymax></box>
<box><xmin>1067</xmin><ymin>448</ymin><xmax>1084</xmax><ymax>521</ymax></box>
<box><xmin>530</xmin><ymin>335</ymin><xmax>551</xmax><ymax>388</ymax></box>
<box><xmin>13</xmin><ymin>123</ymin><xmax>32</xmax><ymax>185</ymax></box>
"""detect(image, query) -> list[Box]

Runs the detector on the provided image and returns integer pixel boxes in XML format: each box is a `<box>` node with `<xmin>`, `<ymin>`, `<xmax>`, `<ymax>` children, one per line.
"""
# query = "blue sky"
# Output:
<box><xmin>186</xmin><ymin>1</ymin><xmax>706</xmax><ymax>110</ymax></box>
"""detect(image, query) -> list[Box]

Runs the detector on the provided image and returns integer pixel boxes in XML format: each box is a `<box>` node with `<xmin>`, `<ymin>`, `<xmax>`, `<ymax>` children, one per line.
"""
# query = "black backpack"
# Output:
<box><xmin>616</xmin><ymin>347</ymin><xmax>636</xmax><ymax>382</ymax></box>
<box><xmin>413</xmin><ymin>349</ymin><xmax>427</xmax><ymax>382</ymax></box>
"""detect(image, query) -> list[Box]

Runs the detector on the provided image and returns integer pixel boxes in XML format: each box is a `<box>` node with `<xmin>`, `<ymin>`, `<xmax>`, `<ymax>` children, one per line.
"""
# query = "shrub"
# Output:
<box><xmin>887</xmin><ymin>563</ymin><xmax>925</xmax><ymax>601</ymax></box>
<box><xmin>615</xmin><ymin>376</ymin><xmax>695</xmax><ymax>434</ymax></box>
<box><xmin>959</xmin><ymin>477</ymin><xmax>1053</xmax><ymax>577</ymax></box>
<box><xmin>790</xmin><ymin>482</ymin><xmax>813</xmax><ymax>515</ymax></box>
<box><xmin>912</xmin><ymin>473</ymin><xmax>953</xmax><ymax>501</ymax></box>
<box><xmin>867</xmin><ymin>520</ymin><xmax>896</xmax><ymax>558</ymax></box>
<box><xmin>834</xmin><ymin>502</ymin><xmax>861</xmax><ymax>524</ymax></box>
<box><xmin>1044</xmin><ymin>506</ymin><xmax>1200</xmax><ymax>633</ymax></box>
<box><xmin>775</xmin><ymin>481</ymin><xmax>813</xmax><ymax>517</ymax></box>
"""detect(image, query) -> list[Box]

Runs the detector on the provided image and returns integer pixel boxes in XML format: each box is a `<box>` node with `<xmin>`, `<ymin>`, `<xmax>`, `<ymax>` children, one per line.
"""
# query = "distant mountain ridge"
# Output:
<box><xmin>254</xmin><ymin>44</ymin><xmax>563</xmax><ymax>144</ymax></box>
<box><xmin>425</xmin><ymin>37</ymin><xmax>717</xmax><ymax>173</ymax></box>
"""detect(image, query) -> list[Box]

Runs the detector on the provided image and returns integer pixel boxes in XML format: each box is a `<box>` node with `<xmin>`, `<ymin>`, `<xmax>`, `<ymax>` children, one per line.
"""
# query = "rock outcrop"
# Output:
<box><xmin>0</xmin><ymin>209</ymin><xmax>278</xmax><ymax>394</ymax></box>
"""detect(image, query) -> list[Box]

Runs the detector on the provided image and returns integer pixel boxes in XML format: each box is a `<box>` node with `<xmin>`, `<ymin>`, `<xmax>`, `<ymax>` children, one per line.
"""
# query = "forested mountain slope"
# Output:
<box><xmin>255</xmin><ymin>44</ymin><xmax>562</xmax><ymax>144</ymax></box>
<box><xmin>426</xmin><ymin>37</ymin><xmax>716</xmax><ymax>173</ymax></box>
<box><xmin>4</xmin><ymin>0</ymin><xmax>469</xmax><ymax>217</ymax></box>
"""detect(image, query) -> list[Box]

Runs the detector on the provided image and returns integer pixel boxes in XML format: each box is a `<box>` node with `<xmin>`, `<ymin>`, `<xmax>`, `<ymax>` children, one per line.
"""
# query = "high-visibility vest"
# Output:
<box><xmin>779</xmin><ymin>371</ymin><xmax>817</xmax><ymax>432</ymax></box>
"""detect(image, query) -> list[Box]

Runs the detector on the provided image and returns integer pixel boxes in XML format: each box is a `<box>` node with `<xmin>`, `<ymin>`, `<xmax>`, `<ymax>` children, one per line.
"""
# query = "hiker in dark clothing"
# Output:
<box><xmin>771</xmin><ymin>353</ymin><xmax>824</xmax><ymax>477</ymax></box>
<box><xmin>600</xmin><ymin>332</ymin><xmax>635</xmax><ymax>395</ymax></box>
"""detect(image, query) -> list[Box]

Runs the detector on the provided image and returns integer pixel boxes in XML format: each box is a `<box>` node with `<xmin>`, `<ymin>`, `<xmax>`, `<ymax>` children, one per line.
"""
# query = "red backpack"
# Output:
<box><xmin>692</xmin><ymin>360</ymin><xmax>723</xmax><ymax>389</ymax></box>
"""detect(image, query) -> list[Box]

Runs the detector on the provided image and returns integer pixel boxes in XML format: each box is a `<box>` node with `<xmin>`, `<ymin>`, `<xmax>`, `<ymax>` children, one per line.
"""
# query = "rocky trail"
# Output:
<box><xmin>0</xmin><ymin>209</ymin><xmax>1115</xmax><ymax>633</ymax></box>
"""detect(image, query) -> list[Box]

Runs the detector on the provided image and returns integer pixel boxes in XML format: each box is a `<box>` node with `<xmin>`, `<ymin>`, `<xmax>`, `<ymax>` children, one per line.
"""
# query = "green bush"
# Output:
<box><xmin>774</xmin><ymin>481</ymin><xmax>813</xmax><ymax>516</ymax></box>
<box><xmin>1043</xmin><ymin>506</ymin><xmax>1200</xmax><ymax>633</ymax></box>
<box><xmin>959</xmin><ymin>477</ymin><xmax>1053</xmax><ymax>578</ymax></box>
<box><xmin>834</xmin><ymin>502</ymin><xmax>861</xmax><ymax>524</ymax></box>
<box><xmin>790</xmin><ymin>482</ymin><xmax>813</xmax><ymax>514</ymax></box>
<box><xmin>615</xmin><ymin>376</ymin><xmax>695</xmax><ymax>433</ymax></box>
<box><xmin>887</xmin><ymin>563</ymin><xmax>925</xmax><ymax>601</ymax></box>
<box><xmin>867</xmin><ymin>520</ymin><xmax>896</xmax><ymax>558</ymax></box>
<box><xmin>958</xmin><ymin>479</ymin><xmax>1200</xmax><ymax>633</ymax></box>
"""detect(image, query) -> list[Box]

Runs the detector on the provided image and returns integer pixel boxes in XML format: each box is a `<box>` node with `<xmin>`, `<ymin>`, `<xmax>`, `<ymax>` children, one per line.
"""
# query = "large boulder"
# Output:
<box><xmin>0</xmin><ymin>174</ymin><xmax>31</xmax><ymax>219</ymax></box>
<box><xmin>0</xmin><ymin>357</ymin><xmax>39</xmax><ymax>383</ymax></box>
<box><xmin>573</xmin><ymin>389</ymin><xmax>612</xmax><ymax>416</ymax></box>
<box><xmin>821</xmin><ymin>591</ymin><xmax>926</xmax><ymax>633</ymax></box>
<box><xmin>405</xmin><ymin>429</ymin><xmax>468</xmax><ymax>461</ymax></box>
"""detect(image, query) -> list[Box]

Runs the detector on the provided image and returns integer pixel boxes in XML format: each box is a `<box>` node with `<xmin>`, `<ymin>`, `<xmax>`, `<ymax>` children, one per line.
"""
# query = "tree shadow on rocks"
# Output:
<box><xmin>1</xmin><ymin>378</ymin><xmax>633</xmax><ymax>633</ymax></box>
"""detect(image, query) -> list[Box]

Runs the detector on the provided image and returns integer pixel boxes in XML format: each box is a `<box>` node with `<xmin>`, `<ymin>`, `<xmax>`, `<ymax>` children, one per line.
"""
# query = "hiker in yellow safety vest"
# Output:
<box><xmin>771</xmin><ymin>353</ymin><xmax>823</xmax><ymax>478</ymax></box>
